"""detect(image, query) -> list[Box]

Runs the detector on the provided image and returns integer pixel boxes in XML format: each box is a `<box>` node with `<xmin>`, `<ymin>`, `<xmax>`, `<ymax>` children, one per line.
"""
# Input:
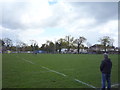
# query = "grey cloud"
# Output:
<box><xmin>40</xmin><ymin>2</ymin><xmax>118</xmax><ymax>29</ymax></box>
<box><xmin>1</xmin><ymin>2</ymin><xmax>118</xmax><ymax>30</ymax></box>
<box><xmin>1</xmin><ymin>2</ymin><xmax>28</xmax><ymax>29</ymax></box>
<box><xmin>69</xmin><ymin>2</ymin><xmax>118</xmax><ymax>23</ymax></box>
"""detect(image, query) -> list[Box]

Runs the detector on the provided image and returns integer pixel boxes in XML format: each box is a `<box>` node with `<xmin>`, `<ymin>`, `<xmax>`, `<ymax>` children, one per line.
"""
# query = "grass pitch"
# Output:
<box><xmin>2</xmin><ymin>54</ymin><xmax>118</xmax><ymax>88</ymax></box>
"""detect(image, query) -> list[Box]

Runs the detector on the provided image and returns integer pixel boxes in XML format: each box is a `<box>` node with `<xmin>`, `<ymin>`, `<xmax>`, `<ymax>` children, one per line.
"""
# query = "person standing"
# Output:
<box><xmin>100</xmin><ymin>53</ymin><xmax>112</xmax><ymax>90</ymax></box>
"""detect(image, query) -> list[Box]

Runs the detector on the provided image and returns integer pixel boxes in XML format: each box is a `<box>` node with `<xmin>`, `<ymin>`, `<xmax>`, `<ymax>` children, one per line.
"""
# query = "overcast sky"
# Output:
<box><xmin>0</xmin><ymin>0</ymin><xmax>118</xmax><ymax>47</ymax></box>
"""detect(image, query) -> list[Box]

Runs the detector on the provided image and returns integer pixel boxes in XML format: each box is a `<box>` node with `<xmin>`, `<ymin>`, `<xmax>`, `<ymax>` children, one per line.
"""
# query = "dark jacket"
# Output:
<box><xmin>100</xmin><ymin>58</ymin><xmax>112</xmax><ymax>74</ymax></box>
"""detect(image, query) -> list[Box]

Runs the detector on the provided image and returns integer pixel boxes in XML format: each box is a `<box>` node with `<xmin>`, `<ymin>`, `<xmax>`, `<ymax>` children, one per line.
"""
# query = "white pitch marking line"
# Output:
<box><xmin>22</xmin><ymin>58</ymin><xmax>35</xmax><ymax>64</ymax></box>
<box><xmin>16</xmin><ymin>56</ymin><xmax>35</xmax><ymax>65</ymax></box>
<box><xmin>17</xmin><ymin>56</ymin><xmax>66</xmax><ymax>77</ymax></box>
<box><xmin>74</xmin><ymin>79</ymin><xmax>96</xmax><ymax>88</ymax></box>
<box><xmin>111</xmin><ymin>83</ymin><xmax>120</xmax><ymax>87</ymax></box>
<box><xmin>16</xmin><ymin>56</ymin><xmax>96</xmax><ymax>88</ymax></box>
<box><xmin>41</xmin><ymin>66</ymin><xmax>67</xmax><ymax>77</ymax></box>
<box><xmin>105</xmin><ymin>83</ymin><xmax>120</xmax><ymax>88</ymax></box>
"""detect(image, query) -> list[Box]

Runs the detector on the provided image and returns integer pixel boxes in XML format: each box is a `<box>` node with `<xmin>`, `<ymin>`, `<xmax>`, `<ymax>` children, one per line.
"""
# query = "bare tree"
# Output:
<box><xmin>3</xmin><ymin>38</ymin><xmax>13</xmax><ymax>50</ymax></box>
<box><xmin>98</xmin><ymin>36</ymin><xmax>114</xmax><ymax>52</ymax></box>
<box><xmin>74</xmin><ymin>36</ymin><xmax>86</xmax><ymax>54</ymax></box>
<box><xmin>56</xmin><ymin>38</ymin><xmax>67</xmax><ymax>53</ymax></box>
<box><xmin>65</xmin><ymin>35</ymin><xmax>74</xmax><ymax>52</ymax></box>
<box><xmin>30</xmin><ymin>40</ymin><xmax>38</xmax><ymax>51</ymax></box>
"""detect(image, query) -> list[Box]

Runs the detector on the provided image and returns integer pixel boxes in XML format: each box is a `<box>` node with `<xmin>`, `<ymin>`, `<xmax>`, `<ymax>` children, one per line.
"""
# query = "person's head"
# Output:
<box><xmin>104</xmin><ymin>53</ymin><xmax>108</xmax><ymax>59</ymax></box>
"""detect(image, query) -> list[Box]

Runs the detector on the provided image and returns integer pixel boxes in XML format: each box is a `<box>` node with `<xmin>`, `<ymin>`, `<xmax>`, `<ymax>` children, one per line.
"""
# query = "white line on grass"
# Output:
<box><xmin>105</xmin><ymin>83</ymin><xmax>120</xmax><ymax>88</ymax></box>
<box><xmin>17</xmin><ymin>57</ymin><xmax>66</xmax><ymax>77</ymax></box>
<box><xmin>16</xmin><ymin>56</ymin><xmax>67</xmax><ymax>77</ymax></box>
<box><xmin>41</xmin><ymin>66</ymin><xmax>67</xmax><ymax>77</ymax></box>
<box><xmin>16</xmin><ymin>56</ymin><xmax>96</xmax><ymax>89</ymax></box>
<box><xmin>22</xmin><ymin>58</ymin><xmax>35</xmax><ymax>64</ymax></box>
<box><xmin>74</xmin><ymin>79</ymin><xmax>96</xmax><ymax>88</ymax></box>
<box><xmin>16</xmin><ymin>56</ymin><xmax>35</xmax><ymax>65</ymax></box>
<box><xmin>111</xmin><ymin>83</ymin><xmax>120</xmax><ymax>88</ymax></box>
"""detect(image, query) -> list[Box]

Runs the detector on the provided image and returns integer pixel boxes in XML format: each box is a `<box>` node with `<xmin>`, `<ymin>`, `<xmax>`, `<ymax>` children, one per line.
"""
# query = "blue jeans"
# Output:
<box><xmin>101</xmin><ymin>73</ymin><xmax>111</xmax><ymax>90</ymax></box>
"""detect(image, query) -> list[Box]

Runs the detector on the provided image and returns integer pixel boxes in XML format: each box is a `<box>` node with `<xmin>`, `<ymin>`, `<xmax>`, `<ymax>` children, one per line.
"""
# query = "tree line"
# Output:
<box><xmin>0</xmin><ymin>35</ymin><xmax>119</xmax><ymax>54</ymax></box>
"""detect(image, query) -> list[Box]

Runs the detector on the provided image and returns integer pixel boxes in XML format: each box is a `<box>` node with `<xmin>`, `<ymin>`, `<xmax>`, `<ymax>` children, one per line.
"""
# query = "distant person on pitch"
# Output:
<box><xmin>100</xmin><ymin>53</ymin><xmax>112</xmax><ymax>90</ymax></box>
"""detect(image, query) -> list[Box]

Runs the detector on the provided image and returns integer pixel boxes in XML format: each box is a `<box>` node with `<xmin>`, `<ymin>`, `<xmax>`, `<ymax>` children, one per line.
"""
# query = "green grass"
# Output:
<box><xmin>2</xmin><ymin>53</ymin><xmax>118</xmax><ymax>88</ymax></box>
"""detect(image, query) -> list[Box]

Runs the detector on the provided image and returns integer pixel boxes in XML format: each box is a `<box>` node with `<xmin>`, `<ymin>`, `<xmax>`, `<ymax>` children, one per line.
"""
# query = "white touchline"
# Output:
<box><xmin>16</xmin><ymin>56</ymin><xmax>34</xmax><ymax>64</ymax></box>
<box><xmin>16</xmin><ymin>55</ymin><xmax>97</xmax><ymax>89</ymax></box>
<box><xmin>105</xmin><ymin>83</ymin><xmax>120</xmax><ymax>88</ymax></box>
<box><xmin>16</xmin><ymin>56</ymin><xmax>67</xmax><ymax>77</ymax></box>
<box><xmin>41</xmin><ymin>66</ymin><xmax>67</xmax><ymax>77</ymax></box>
<box><xmin>22</xmin><ymin>58</ymin><xmax>35</xmax><ymax>64</ymax></box>
<box><xmin>111</xmin><ymin>84</ymin><xmax>120</xmax><ymax>87</ymax></box>
<box><xmin>74</xmin><ymin>79</ymin><xmax>96</xmax><ymax>88</ymax></box>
